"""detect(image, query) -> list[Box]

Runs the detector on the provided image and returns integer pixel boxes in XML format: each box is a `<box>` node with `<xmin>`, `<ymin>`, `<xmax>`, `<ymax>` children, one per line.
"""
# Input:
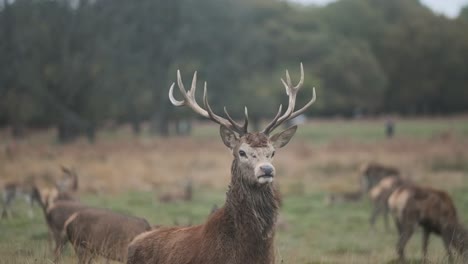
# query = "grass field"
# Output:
<box><xmin>1</xmin><ymin>117</ymin><xmax>468</xmax><ymax>263</ymax></box>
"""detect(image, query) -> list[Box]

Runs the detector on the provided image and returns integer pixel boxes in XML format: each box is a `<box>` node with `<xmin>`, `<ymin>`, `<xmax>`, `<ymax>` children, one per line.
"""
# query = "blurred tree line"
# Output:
<box><xmin>1</xmin><ymin>0</ymin><xmax>468</xmax><ymax>142</ymax></box>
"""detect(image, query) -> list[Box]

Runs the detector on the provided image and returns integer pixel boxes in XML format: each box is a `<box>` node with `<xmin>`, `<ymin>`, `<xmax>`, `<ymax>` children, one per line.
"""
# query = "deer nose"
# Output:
<box><xmin>260</xmin><ymin>165</ymin><xmax>274</xmax><ymax>176</ymax></box>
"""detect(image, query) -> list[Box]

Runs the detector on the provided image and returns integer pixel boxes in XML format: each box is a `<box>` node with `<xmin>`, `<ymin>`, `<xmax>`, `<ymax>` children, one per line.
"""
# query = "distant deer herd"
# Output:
<box><xmin>2</xmin><ymin>64</ymin><xmax>467</xmax><ymax>263</ymax></box>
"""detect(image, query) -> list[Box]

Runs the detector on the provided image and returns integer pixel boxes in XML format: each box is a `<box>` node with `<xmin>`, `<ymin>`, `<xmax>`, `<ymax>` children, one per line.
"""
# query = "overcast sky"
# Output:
<box><xmin>291</xmin><ymin>0</ymin><xmax>468</xmax><ymax>18</ymax></box>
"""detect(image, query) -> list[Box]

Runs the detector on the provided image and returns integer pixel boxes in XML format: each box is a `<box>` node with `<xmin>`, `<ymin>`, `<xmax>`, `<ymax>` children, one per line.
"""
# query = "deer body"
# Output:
<box><xmin>388</xmin><ymin>185</ymin><xmax>468</xmax><ymax>262</ymax></box>
<box><xmin>36</xmin><ymin>167</ymin><xmax>81</xmax><ymax>261</ymax></box>
<box><xmin>45</xmin><ymin>201</ymin><xmax>87</xmax><ymax>262</ymax></box>
<box><xmin>127</xmin><ymin>64</ymin><xmax>315</xmax><ymax>263</ymax></box>
<box><xmin>65</xmin><ymin>207</ymin><xmax>151</xmax><ymax>263</ymax></box>
<box><xmin>368</xmin><ymin>177</ymin><xmax>407</xmax><ymax>230</ymax></box>
<box><xmin>128</xmin><ymin>141</ymin><xmax>281</xmax><ymax>264</ymax></box>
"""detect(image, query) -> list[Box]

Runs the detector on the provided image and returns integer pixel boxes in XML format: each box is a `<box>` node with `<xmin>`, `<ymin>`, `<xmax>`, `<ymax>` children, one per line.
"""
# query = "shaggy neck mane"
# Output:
<box><xmin>223</xmin><ymin>158</ymin><xmax>279</xmax><ymax>241</ymax></box>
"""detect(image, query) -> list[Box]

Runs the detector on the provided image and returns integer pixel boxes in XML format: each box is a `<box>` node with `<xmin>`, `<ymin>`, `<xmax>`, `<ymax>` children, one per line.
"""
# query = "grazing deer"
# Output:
<box><xmin>158</xmin><ymin>179</ymin><xmax>193</xmax><ymax>203</ymax></box>
<box><xmin>388</xmin><ymin>185</ymin><xmax>468</xmax><ymax>262</ymax></box>
<box><xmin>368</xmin><ymin>177</ymin><xmax>407</xmax><ymax>230</ymax></box>
<box><xmin>64</xmin><ymin>207</ymin><xmax>151</xmax><ymax>263</ymax></box>
<box><xmin>360</xmin><ymin>162</ymin><xmax>401</xmax><ymax>193</ymax></box>
<box><xmin>127</xmin><ymin>63</ymin><xmax>316</xmax><ymax>264</ymax></box>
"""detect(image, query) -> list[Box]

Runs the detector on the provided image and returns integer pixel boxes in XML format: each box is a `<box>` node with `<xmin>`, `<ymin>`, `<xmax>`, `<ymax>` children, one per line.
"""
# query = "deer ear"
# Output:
<box><xmin>270</xmin><ymin>125</ymin><xmax>297</xmax><ymax>149</ymax></box>
<box><xmin>219</xmin><ymin>125</ymin><xmax>239</xmax><ymax>149</ymax></box>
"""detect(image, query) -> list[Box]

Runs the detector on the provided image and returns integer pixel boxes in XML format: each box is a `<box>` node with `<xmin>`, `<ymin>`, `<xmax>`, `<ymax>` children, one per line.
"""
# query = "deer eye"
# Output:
<box><xmin>271</xmin><ymin>151</ymin><xmax>275</xmax><ymax>158</ymax></box>
<box><xmin>239</xmin><ymin>150</ymin><xmax>247</xmax><ymax>157</ymax></box>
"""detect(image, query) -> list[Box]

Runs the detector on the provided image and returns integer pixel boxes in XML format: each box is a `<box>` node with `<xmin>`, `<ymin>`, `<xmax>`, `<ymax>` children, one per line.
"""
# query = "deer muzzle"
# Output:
<box><xmin>255</xmin><ymin>163</ymin><xmax>275</xmax><ymax>184</ymax></box>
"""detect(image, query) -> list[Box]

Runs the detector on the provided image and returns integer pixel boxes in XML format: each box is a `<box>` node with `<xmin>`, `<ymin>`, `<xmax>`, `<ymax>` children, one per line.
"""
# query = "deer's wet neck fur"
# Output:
<box><xmin>224</xmin><ymin>158</ymin><xmax>279</xmax><ymax>241</ymax></box>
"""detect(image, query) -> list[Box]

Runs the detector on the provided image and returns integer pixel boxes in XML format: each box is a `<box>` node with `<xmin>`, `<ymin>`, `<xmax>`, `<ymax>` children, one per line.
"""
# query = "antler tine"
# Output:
<box><xmin>224</xmin><ymin>106</ymin><xmax>249</xmax><ymax>134</ymax></box>
<box><xmin>262</xmin><ymin>63</ymin><xmax>316</xmax><ymax>135</ymax></box>
<box><xmin>261</xmin><ymin>104</ymin><xmax>283</xmax><ymax>135</ymax></box>
<box><xmin>170</xmin><ymin>70</ymin><xmax>248</xmax><ymax>134</ymax></box>
<box><xmin>202</xmin><ymin>82</ymin><xmax>244</xmax><ymax>133</ymax></box>
<box><xmin>169</xmin><ymin>83</ymin><xmax>184</xmax><ymax>106</ymax></box>
<box><xmin>288</xmin><ymin>87</ymin><xmax>316</xmax><ymax>120</ymax></box>
<box><xmin>169</xmin><ymin>70</ymin><xmax>209</xmax><ymax>118</ymax></box>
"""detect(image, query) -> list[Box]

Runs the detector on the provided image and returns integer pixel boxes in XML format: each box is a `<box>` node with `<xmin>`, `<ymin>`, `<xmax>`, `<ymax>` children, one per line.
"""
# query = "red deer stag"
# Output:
<box><xmin>127</xmin><ymin>63</ymin><xmax>316</xmax><ymax>264</ymax></box>
<box><xmin>388</xmin><ymin>185</ymin><xmax>468</xmax><ymax>262</ymax></box>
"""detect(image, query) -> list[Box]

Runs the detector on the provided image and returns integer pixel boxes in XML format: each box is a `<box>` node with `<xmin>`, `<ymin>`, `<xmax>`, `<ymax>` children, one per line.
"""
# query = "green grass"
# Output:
<box><xmin>192</xmin><ymin>118</ymin><xmax>468</xmax><ymax>144</ymax></box>
<box><xmin>1</xmin><ymin>117</ymin><xmax>467</xmax><ymax>263</ymax></box>
<box><xmin>1</xmin><ymin>186</ymin><xmax>467</xmax><ymax>263</ymax></box>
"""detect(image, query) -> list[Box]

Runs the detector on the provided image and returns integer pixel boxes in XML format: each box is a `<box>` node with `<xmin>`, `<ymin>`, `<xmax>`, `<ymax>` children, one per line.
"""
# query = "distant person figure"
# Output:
<box><xmin>385</xmin><ymin>118</ymin><xmax>395</xmax><ymax>138</ymax></box>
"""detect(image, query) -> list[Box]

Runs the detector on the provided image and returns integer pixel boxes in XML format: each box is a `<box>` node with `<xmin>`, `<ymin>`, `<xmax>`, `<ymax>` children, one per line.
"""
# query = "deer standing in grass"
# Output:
<box><xmin>127</xmin><ymin>63</ymin><xmax>316</xmax><ymax>264</ymax></box>
<box><xmin>388</xmin><ymin>185</ymin><xmax>468</xmax><ymax>262</ymax></box>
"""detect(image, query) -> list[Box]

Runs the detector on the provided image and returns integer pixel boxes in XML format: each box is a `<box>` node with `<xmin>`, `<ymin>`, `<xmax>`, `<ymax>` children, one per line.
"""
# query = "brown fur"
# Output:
<box><xmin>65</xmin><ymin>207</ymin><xmax>151</xmax><ymax>263</ymax></box>
<box><xmin>45</xmin><ymin>201</ymin><xmax>87</xmax><ymax>262</ymax></box>
<box><xmin>360</xmin><ymin>162</ymin><xmax>401</xmax><ymax>193</ymax></box>
<box><xmin>368</xmin><ymin>177</ymin><xmax>407</xmax><ymax>230</ymax></box>
<box><xmin>127</xmin><ymin>129</ymin><xmax>290</xmax><ymax>264</ymax></box>
<box><xmin>388</xmin><ymin>185</ymin><xmax>468</xmax><ymax>262</ymax></box>
<box><xmin>244</xmin><ymin>132</ymin><xmax>269</xmax><ymax>147</ymax></box>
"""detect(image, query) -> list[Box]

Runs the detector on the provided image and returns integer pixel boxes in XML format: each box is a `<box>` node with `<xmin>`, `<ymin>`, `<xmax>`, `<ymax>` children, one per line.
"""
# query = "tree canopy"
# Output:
<box><xmin>1</xmin><ymin>0</ymin><xmax>467</xmax><ymax>141</ymax></box>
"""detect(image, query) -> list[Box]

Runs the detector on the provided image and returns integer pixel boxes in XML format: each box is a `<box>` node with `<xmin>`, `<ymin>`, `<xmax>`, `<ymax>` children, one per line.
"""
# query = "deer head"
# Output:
<box><xmin>57</xmin><ymin>166</ymin><xmax>79</xmax><ymax>192</ymax></box>
<box><xmin>169</xmin><ymin>63</ymin><xmax>316</xmax><ymax>186</ymax></box>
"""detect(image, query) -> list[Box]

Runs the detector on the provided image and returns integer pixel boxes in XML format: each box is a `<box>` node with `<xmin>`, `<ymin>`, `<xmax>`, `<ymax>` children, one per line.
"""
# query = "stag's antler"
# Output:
<box><xmin>262</xmin><ymin>63</ymin><xmax>316</xmax><ymax>135</ymax></box>
<box><xmin>169</xmin><ymin>70</ymin><xmax>249</xmax><ymax>135</ymax></box>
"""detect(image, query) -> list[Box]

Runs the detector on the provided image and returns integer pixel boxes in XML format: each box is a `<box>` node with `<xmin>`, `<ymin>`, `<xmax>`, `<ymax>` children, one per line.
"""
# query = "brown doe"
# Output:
<box><xmin>388</xmin><ymin>185</ymin><xmax>468</xmax><ymax>262</ymax></box>
<box><xmin>127</xmin><ymin>63</ymin><xmax>316</xmax><ymax>264</ymax></box>
<box><xmin>63</xmin><ymin>207</ymin><xmax>151</xmax><ymax>264</ymax></box>
<box><xmin>36</xmin><ymin>167</ymin><xmax>80</xmax><ymax>261</ymax></box>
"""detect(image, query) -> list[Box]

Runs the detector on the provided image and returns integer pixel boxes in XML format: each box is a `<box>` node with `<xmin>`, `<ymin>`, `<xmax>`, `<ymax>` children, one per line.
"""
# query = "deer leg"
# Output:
<box><xmin>383</xmin><ymin>203</ymin><xmax>390</xmax><ymax>231</ymax></box>
<box><xmin>53</xmin><ymin>233</ymin><xmax>68</xmax><ymax>263</ymax></box>
<box><xmin>369</xmin><ymin>203</ymin><xmax>382</xmax><ymax>229</ymax></box>
<box><xmin>1</xmin><ymin>204</ymin><xmax>8</xmax><ymax>219</ymax></box>
<box><xmin>441</xmin><ymin>233</ymin><xmax>454</xmax><ymax>263</ymax></box>
<box><xmin>1</xmin><ymin>191</ymin><xmax>15</xmax><ymax>219</ymax></box>
<box><xmin>396</xmin><ymin>223</ymin><xmax>415</xmax><ymax>262</ymax></box>
<box><xmin>25</xmin><ymin>194</ymin><xmax>34</xmax><ymax>218</ymax></box>
<box><xmin>47</xmin><ymin>229</ymin><xmax>54</xmax><ymax>252</ymax></box>
<box><xmin>421</xmin><ymin>228</ymin><xmax>430</xmax><ymax>263</ymax></box>
<box><xmin>76</xmin><ymin>246</ymin><xmax>92</xmax><ymax>264</ymax></box>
